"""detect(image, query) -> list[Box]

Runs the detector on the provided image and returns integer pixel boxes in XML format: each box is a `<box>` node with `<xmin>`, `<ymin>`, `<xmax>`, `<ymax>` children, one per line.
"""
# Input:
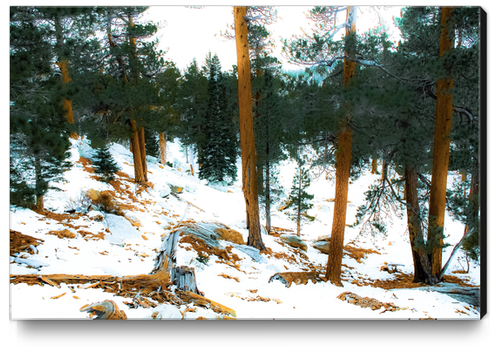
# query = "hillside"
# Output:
<box><xmin>9</xmin><ymin>137</ymin><xmax>480</xmax><ymax>320</ymax></box>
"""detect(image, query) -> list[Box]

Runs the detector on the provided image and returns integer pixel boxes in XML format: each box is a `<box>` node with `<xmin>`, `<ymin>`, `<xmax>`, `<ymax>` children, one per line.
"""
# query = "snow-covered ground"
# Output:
<box><xmin>9</xmin><ymin>137</ymin><xmax>481</xmax><ymax>324</ymax></box>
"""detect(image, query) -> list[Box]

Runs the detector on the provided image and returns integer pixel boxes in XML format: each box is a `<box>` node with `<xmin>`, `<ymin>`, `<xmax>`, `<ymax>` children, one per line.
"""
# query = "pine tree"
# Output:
<box><xmin>79</xmin><ymin>7</ymin><xmax>168</xmax><ymax>184</ymax></box>
<box><xmin>92</xmin><ymin>143</ymin><xmax>120</xmax><ymax>183</ymax></box>
<box><xmin>198</xmin><ymin>53</ymin><xmax>238</xmax><ymax>183</ymax></box>
<box><xmin>254</xmin><ymin>68</ymin><xmax>287</xmax><ymax>232</ymax></box>
<box><xmin>283</xmin><ymin>165</ymin><xmax>315</xmax><ymax>236</ymax></box>
<box><xmin>145</xmin><ymin>129</ymin><xmax>160</xmax><ymax>159</ymax></box>
<box><xmin>234</xmin><ymin>6</ymin><xmax>266</xmax><ymax>251</ymax></box>
<box><xmin>177</xmin><ymin>59</ymin><xmax>210</xmax><ymax>165</ymax></box>
<box><xmin>10</xmin><ymin>6</ymin><xmax>72</xmax><ymax>211</ymax></box>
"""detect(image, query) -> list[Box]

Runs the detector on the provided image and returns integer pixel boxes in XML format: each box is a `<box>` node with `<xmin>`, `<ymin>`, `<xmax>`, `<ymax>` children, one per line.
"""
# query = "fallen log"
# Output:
<box><xmin>10</xmin><ymin>224</ymin><xmax>236</xmax><ymax>318</ymax></box>
<box><xmin>178</xmin><ymin>290</ymin><xmax>236</xmax><ymax>317</ymax></box>
<box><xmin>171</xmin><ymin>192</ymin><xmax>205</xmax><ymax>212</ymax></box>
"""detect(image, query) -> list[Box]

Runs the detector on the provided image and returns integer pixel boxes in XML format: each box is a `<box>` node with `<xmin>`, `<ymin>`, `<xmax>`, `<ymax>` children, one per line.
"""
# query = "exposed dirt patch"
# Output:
<box><xmin>78</xmin><ymin>230</ymin><xmax>106</xmax><ymax>241</ymax></box>
<box><xmin>10</xmin><ymin>230</ymin><xmax>44</xmax><ymax>256</ymax></box>
<box><xmin>269</xmin><ymin>271</ymin><xmax>325</xmax><ymax>288</ymax></box>
<box><xmin>215</xmin><ymin>228</ymin><xmax>245</xmax><ymax>245</ymax></box>
<box><xmin>350</xmin><ymin>272</ymin><xmax>478</xmax><ymax>290</ymax></box>
<box><xmin>47</xmin><ymin>229</ymin><xmax>77</xmax><ymax>239</ymax></box>
<box><xmin>77</xmin><ymin>157</ymin><xmax>95</xmax><ymax>174</ymax></box>
<box><xmin>179</xmin><ymin>234</ymin><xmax>231</xmax><ymax>262</ymax></box>
<box><xmin>337</xmin><ymin>291</ymin><xmax>404</xmax><ymax>312</ymax></box>
<box><xmin>218</xmin><ymin>273</ymin><xmax>240</xmax><ymax>282</ymax></box>
<box><xmin>344</xmin><ymin>243</ymin><xmax>382</xmax><ymax>263</ymax></box>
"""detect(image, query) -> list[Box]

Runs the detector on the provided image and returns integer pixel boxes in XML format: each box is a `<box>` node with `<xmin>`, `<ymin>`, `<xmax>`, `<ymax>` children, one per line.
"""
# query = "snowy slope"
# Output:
<box><xmin>9</xmin><ymin>137</ymin><xmax>480</xmax><ymax>320</ymax></box>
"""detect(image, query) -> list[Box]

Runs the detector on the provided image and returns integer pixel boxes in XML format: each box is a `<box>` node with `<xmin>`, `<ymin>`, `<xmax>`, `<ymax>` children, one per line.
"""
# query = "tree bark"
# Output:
<box><xmin>58</xmin><ymin>61</ymin><xmax>76</xmax><ymax>139</ymax></box>
<box><xmin>265</xmin><ymin>156</ymin><xmax>271</xmax><ymax>234</ymax></box>
<box><xmin>138</xmin><ymin>127</ymin><xmax>148</xmax><ymax>182</ymax></box>
<box><xmin>465</xmin><ymin>171</ymin><xmax>479</xmax><ymax>235</ymax></box>
<box><xmin>325</xmin><ymin>6</ymin><xmax>356</xmax><ymax>287</ymax></box>
<box><xmin>234</xmin><ymin>6</ymin><xmax>266</xmax><ymax>251</ymax></box>
<box><xmin>427</xmin><ymin>7</ymin><xmax>454</xmax><ymax>278</ymax></box>
<box><xmin>159</xmin><ymin>132</ymin><xmax>167</xmax><ymax>165</ymax></box>
<box><xmin>297</xmin><ymin>167</ymin><xmax>302</xmax><ymax>237</ymax></box>
<box><xmin>130</xmin><ymin>120</ymin><xmax>146</xmax><ymax>184</ymax></box>
<box><xmin>381</xmin><ymin>160</ymin><xmax>387</xmax><ymax>181</ymax></box>
<box><xmin>405</xmin><ymin>166</ymin><xmax>438</xmax><ymax>285</ymax></box>
<box><xmin>53</xmin><ymin>12</ymin><xmax>76</xmax><ymax>138</ymax></box>
<box><xmin>371</xmin><ymin>158</ymin><xmax>377</xmax><ymax>175</ymax></box>
<box><xmin>325</xmin><ymin>126</ymin><xmax>352</xmax><ymax>286</ymax></box>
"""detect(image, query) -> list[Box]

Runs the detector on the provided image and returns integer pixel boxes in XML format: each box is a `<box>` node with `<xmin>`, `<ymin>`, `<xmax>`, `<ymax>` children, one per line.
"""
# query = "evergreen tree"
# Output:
<box><xmin>177</xmin><ymin>59</ymin><xmax>210</xmax><ymax>165</ymax></box>
<box><xmin>234</xmin><ymin>6</ymin><xmax>266</xmax><ymax>251</ymax></box>
<box><xmin>198</xmin><ymin>53</ymin><xmax>238</xmax><ymax>183</ymax></box>
<box><xmin>283</xmin><ymin>165</ymin><xmax>315</xmax><ymax>236</ymax></box>
<box><xmin>78</xmin><ymin>7</ymin><xmax>168</xmax><ymax>184</ymax></box>
<box><xmin>145</xmin><ymin>128</ymin><xmax>160</xmax><ymax>158</ymax></box>
<box><xmin>10</xmin><ymin>6</ymin><xmax>72</xmax><ymax>210</ymax></box>
<box><xmin>92</xmin><ymin>143</ymin><xmax>120</xmax><ymax>183</ymax></box>
<box><xmin>254</xmin><ymin>68</ymin><xmax>288</xmax><ymax>232</ymax></box>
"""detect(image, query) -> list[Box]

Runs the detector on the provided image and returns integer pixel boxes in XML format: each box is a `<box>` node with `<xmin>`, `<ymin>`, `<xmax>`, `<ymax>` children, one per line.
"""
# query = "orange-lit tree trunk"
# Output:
<box><xmin>128</xmin><ymin>14</ymin><xmax>147</xmax><ymax>184</ymax></box>
<box><xmin>381</xmin><ymin>160</ymin><xmax>387</xmax><ymax>181</ymax></box>
<box><xmin>234</xmin><ymin>6</ymin><xmax>266</xmax><ymax>251</ymax></box>
<box><xmin>159</xmin><ymin>132</ymin><xmax>167</xmax><ymax>165</ymax></box>
<box><xmin>427</xmin><ymin>7</ymin><xmax>454</xmax><ymax>278</ymax></box>
<box><xmin>130</xmin><ymin>120</ymin><xmax>145</xmax><ymax>184</ymax></box>
<box><xmin>371</xmin><ymin>158</ymin><xmax>378</xmax><ymax>175</ymax></box>
<box><xmin>53</xmin><ymin>11</ymin><xmax>76</xmax><ymax>138</ymax></box>
<box><xmin>58</xmin><ymin>61</ymin><xmax>76</xmax><ymax>138</ymax></box>
<box><xmin>325</xmin><ymin>6</ymin><xmax>356</xmax><ymax>286</ymax></box>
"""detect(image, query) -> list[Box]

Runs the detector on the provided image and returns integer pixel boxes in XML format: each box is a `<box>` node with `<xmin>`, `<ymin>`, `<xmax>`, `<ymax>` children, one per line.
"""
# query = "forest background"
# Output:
<box><xmin>5</xmin><ymin>0</ymin><xmax>488</xmax><ymax>346</ymax></box>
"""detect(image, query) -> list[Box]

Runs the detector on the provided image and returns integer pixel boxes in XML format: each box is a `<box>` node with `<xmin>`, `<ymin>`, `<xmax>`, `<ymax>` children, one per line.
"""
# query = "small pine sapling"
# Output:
<box><xmin>92</xmin><ymin>143</ymin><xmax>120</xmax><ymax>183</ymax></box>
<box><xmin>283</xmin><ymin>166</ymin><xmax>315</xmax><ymax>236</ymax></box>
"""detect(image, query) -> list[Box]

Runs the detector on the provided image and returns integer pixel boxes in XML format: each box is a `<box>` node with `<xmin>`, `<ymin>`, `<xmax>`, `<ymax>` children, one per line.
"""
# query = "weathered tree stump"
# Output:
<box><xmin>11</xmin><ymin>224</ymin><xmax>237</xmax><ymax>318</ymax></box>
<box><xmin>173</xmin><ymin>266</ymin><xmax>203</xmax><ymax>296</ymax></box>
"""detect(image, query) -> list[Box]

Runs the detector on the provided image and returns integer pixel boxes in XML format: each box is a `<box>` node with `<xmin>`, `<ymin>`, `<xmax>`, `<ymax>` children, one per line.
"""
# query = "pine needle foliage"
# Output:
<box><xmin>283</xmin><ymin>165</ymin><xmax>315</xmax><ymax>234</ymax></box>
<box><xmin>92</xmin><ymin>143</ymin><xmax>120</xmax><ymax>183</ymax></box>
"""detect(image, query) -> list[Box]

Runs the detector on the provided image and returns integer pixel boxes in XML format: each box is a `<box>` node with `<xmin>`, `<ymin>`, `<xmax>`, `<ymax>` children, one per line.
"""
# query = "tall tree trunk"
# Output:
<box><xmin>234</xmin><ymin>6</ymin><xmax>266</xmax><ymax>251</ymax></box>
<box><xmin>138</xmin><ymin>127</ymin><xmax>148</xmax><ymax>182</ymax></box>
<box><xmin>53</xmin><ymin>12</ymin><xmax>76</xmax><ymax>138</ymax></box>
<box><xmin>381</xmin><ymin>160</ymin><xmax>387</xmax><ymax>181</ymax></box>
<box><xmin>130</xmin><ymin>120</ymin><xmax>145</xmax><ymax>184</ymax></box>
<box><xmin>371</xmin><ymin>158</ymin><xmax>377</xmax><ymax>175</ymax></box>
<box><xmin>34</xmin><ymin>157</ymin><xmax>44</xmax><ymax>211</ymax></box>
<box><xmin>159</xmin><ymin>132</ymin><xmax>167</xmax><ymax>165</ymax></box>
<box><xmin>427</xmin><ymin>7</ymin><xmax>454</xmax><ymax>278</ymax></box>
<box><xmin>465</xmin><ymin>171</ymin><xmax>480</xmax><ymax>235</ymax></box>
<box><xmin>58</xmin><ymin>61</ymin><xmax>76</xmax><ymax>137</ymax></box>
<box><xmin>405</xmin><ymin>166</ymin><xmax>438</xmax><ymax>285</ymax></box>
<box><xmin>265</xmin><ymin>146</ymin><xmax>271</xmax><ymax>234</ymax></box>
<box><xmin>297</xmin><ymin>167</ymin><xmax>302</xmax><ymax>237</ymax></box>
<box><xmin>325</xmin><ymin>6</ymin><xmax>356</xmax><ymax>286</ymax></box>
<box><xmin>325</xmin><ymin>126</ymin><xmax>353</xmax><ymax>286</ymax></box>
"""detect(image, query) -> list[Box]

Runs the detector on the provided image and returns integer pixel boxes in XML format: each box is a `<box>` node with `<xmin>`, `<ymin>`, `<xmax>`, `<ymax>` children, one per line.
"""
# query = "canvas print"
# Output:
<box><xmin>10</xmin><ymin>5</ymin><xmax>484</xmax><ymax>320</ymax></box>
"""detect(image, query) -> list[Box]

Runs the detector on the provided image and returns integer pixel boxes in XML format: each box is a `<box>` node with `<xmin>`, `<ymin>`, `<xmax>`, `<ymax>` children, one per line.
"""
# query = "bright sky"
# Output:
<box><xmin>143</xmin><ymin>6</ymin><xmax>404</xmax><ymax>72</ymax></box>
